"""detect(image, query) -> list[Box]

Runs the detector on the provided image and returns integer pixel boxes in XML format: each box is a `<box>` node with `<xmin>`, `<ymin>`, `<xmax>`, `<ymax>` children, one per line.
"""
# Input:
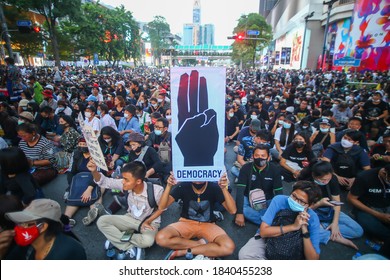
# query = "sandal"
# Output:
<box><xmin>82</xmin><ymin>207</ymin><xmax>99</xmax><ymax>226</ymax></box>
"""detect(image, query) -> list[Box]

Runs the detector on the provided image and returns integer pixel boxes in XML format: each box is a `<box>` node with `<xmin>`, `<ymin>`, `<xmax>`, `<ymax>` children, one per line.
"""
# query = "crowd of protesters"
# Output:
<box><xmin>0</xmin><ymin>56</ymin><xmax>389</xmax><ymax>260</ymax></box>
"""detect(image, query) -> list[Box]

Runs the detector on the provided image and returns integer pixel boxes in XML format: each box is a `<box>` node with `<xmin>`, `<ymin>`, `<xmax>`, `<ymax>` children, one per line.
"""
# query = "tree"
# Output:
<box><xmin>147</xmin><ymin>16</ymin><xmax>171</xmax><ymax>66</ymax></box>
<box><xmin>6</xmin><ymin>0</ymin><xmax>82</xmax><ymax>67</ymax></box>
<box><xmin>231</xmin><ymin>13</ymin><xmax>272</xmax><ymax>68</ymax></box>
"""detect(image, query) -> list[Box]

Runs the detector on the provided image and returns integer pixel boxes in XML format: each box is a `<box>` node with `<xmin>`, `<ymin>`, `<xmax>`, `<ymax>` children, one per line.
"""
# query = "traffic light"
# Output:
<box><xmin>32</xmin><ymin>25</ymin><xmax>41</xmax><ymax>33</ymax></box>
<box><xmin>227</xmin><ymin>34</ymin><xmax>246</xmax><ymax>41</ymax></box>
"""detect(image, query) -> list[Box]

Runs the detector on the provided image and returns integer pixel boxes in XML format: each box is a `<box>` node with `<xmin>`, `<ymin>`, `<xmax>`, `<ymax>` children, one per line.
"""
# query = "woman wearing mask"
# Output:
<box><xmin>135</xmin><ymin>105</ymin><xmax>151</xmax><ymax>134</ymax></box>
<box><xmin>147</xmin><ymin>97</ymin><xmax>164</xmax><ymax>115</ymax></box>
<box><xmin>239</xmin><ymin>181</ymin><xmax>322</xmax><ymax>260</ymax></box>
<box><xmin>310</xmin><ymin>118</ymin><xmax>335</xmax><ymax>158</ymax></box>
<box><xmin>118</xmin><ymin>105</ymin><xmax>142</xmax><ymax>143</ymax></box>
<box><xmin>71</xmin><ymin>102</ymin><xmax>85</xmax><ymax>125</ymax></box>
<box><xmin>110</xmin><ymin>96</ymin><xmax>126</xmax><ymax>126</ymax></box>
<box><xmin>17</xmin><ymin>123</ymin><xmax>57</xmax><ymax>186</ymax></box>
<box><xmin>273</xmin><ymin>114</ymin><xmax>296</xmax><ymax>159</ymax></box>
<box><xmin>164</xmin><ymin>108</ymin><xmax>172</xmax><ymax>133</ymax></box>
<box><xmin>299</xmin><ymin>161</ymin><xmax>363</xmax><ymax>249</ymax></box>
<box><xmin>97</xmin><ymin>103</ymin><xmax>117</xmax><ymax>130</ymax></box>
<box><xmin>270</xmin><ymin>113</ymin><xmax>285</xmax><ymax>136</ymax></box>
<box><xmin>295</xmin><ymin>118</ymin><xmax>313</xmax><ymax>139</ymax></box>
<box><xmin>242</xmin><ymin>109</ymin><xmax>261</xmax><ymax>127</ymax></box>
<box><xmin>280</xmin><ymin>132</ymin><xmax>315</xmax><ymax>182</ymax></box>
<box><xmin>98</xmin><ymin>126</ymin><xmax>124</xmax><ymax>171</ymax></box>
<box><xmin>5</xmin><ymin>199</ymin><xmax>86</xmax><ymax>259</ymax></box>
<box><xmin>225</xmin><ymin>106</ymin><xmax>240</xmax><ymax>142</ymax></box>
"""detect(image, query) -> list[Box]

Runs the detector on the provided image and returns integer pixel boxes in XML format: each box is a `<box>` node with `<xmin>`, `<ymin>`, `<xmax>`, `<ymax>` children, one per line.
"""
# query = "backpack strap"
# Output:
<box><xmin>319</xmin><ymin>132</ymin><xmax>329</xmax><ymax>145</ymax></box>
<box><xmin>137</xmin><ymin>146</ymin><xmax>148</xmax><ymax>162</ymax></box>
<box><xmin>137</xmin><ymin>181</ymin><xmax>158</xmax><ymax>232</ymax></box>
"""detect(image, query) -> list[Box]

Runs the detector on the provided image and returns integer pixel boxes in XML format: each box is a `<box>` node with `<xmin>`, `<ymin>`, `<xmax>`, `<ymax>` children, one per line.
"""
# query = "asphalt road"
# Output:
<box><xmin>42</xmin><ymin>141</ymin><xmax>377</xmax><ymax>260</ymax></box>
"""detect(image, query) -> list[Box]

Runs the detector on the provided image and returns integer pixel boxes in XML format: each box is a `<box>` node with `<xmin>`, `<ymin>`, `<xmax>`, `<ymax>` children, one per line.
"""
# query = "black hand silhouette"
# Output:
<box><xmin>175</xmin><ymin>70</ymin><xmax>219</xmax><ymax>166</ymax></box>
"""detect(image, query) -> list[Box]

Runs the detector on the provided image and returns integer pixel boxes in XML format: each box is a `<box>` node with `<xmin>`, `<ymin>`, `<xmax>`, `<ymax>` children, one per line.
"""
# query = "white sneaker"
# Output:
<box><xmin>126</xmin><ymin>247</ymin><xmax>137</xmax><ymax>259</ymax></box>
<box><xmin>136</xmin><ymin>247</ymin><xmax>145</xmax><ymax>260</ymax></box>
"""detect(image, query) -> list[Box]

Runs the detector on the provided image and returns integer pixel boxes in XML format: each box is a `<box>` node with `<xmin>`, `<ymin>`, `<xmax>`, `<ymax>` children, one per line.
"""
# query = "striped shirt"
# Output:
<box><xmin>19</xmin><ymin>135</ymin><xmax>56</xmax><ymax>169</ymax></box>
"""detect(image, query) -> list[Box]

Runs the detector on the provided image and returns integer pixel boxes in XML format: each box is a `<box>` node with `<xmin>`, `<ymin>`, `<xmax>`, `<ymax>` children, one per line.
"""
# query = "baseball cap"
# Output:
<box><xmin>285</xmin><ymin>114</ymin><xmax>296</xmax><ymax>123</ymax></box>
<box><xmin>373</xmin><ymin>90</ymin><xmax>383</xmax><ymax>96</ymax></box>
<box><xmin>6</xmin><ymin>199</ymin><xmax>62</xmax><ymax>223</ymax></box>
<box><xmin>250</xmin><ymin>119</ymin><xmax>261</xmax><ymax>132</ymax></box>
<box><xmin>19</xmin><ymin>111</ymin><xmax>34</xmax><ymax>122</ymax></box>
<box><xmin>320</xmin><ymin>118</ymin><xmax>331</xmax><ymax>126</ymax></box>
<box><xmin>159</xmin><ymin>89</ymin><xmax>167</xmax><ymax>95</ymax></box>
<box><xmin>92</xmin><ymin>83</ymin><xmax>99</xmax><ymax>88</ymax></box>
<box><xmin>43</xmin><ymin>89</ymin><xmax>53</xmax><ymax>98</ymax></box>
<box><xmin>18</xmin><ymin>99</ymin><xmax>29</xmax><ymax>107</ymax></box>
<box><xmin>86</xmin><ymin>95</ymin><xmax>98</xmax><ymax>102</ymax></box>
<box><xmin>45</xmin><ymin>85</ymin><xmax>54</xmax><ymax>91</ymax></box>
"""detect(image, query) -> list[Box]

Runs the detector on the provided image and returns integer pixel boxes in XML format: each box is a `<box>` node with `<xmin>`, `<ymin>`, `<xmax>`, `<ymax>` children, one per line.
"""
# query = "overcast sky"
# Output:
<box><xmin>103</xmin><ymin>0</ymin><xmax>260</xmax><ymax>45</ymax></box>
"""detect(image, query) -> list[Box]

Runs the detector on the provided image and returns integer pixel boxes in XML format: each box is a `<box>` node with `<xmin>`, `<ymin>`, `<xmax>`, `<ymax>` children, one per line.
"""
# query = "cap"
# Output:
<box><xmin>285</xmin><ymin>114</ymin><xmax>296</xmax><ymax>123</ymax></box>
<box><xmin>159</xmin><ymin>89</ymin><xmax>167</xmax><ymax>95</ymax></box>
<box><xmin>319</xmin><ymin>118</ymin><xmax>331</xmax><ymax>126</ymax></box>
<box><xmin>116</xmin><ymin>81</ymin><xmax>125</xmax><ymax>87</ymax></box>
<box><xmin>374</xmin><ymin>90</ymin><xmax>384</xmax><ymax>96</ymax></box>
<box><xmin>43</xmin><ymin>89</ymin><xmax>53</xmax><ymax>98</ymax></box>
<box><xmin>6</xmin><ymin>199</ymin><xmax>61</xmax><ymax>223</ymax></box>
<box><xmin>44</xmin><ymin>85</ymin><xmax>54</xmax><ymax>91</ymax></box>
<box><xmin>86</xmin><ymin>105</ymin><xmax>96</xmax><ymax>113</ymax></box>
<box><xmin>285</xmin><ymin>107</ymin><xmax>295</xmax><ymax>113</ymax></box>
<box><xmin>19</xmin><ymin>111</ymin><xmax>34</xmax><ymax>122</ymax></box>
<box><xmin>92</xmin><ymin>83</ymin><xmax>99</xmax><ymax>88</ymax></box>
<box><xmin>18</xmin><ymin>99</ymin><xmax>29</xmax><ymax>107</ymax></box>
<box><xmin>127</xmin><ymin>132</ymin><xmax>145</xmax><ymax>143</ymax></box>
<box><xmin>86</xmin><ymin>95</ymin><xmax>98</xmax><ymax>102</ymax></box>
<box><xmin>250</xmin><ymin>118</ymin><xmax>261</xmax><ymax>132</ymax></box>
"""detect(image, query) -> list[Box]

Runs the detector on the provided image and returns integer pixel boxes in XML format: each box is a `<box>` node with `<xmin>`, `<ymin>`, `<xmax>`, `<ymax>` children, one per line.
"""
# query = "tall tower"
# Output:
<box><xmin>193</xmin><ymin>0</ymin><xmax>201</xmax><ymax>25</ymax></box>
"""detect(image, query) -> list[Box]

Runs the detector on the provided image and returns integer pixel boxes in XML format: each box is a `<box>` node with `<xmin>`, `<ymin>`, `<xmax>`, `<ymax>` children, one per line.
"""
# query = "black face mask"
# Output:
<box><xmin>254</xmin><ymin>158</ymin><xmax>267</xmax><ymax>167</ymax></box>
<box><xmin>79</xmin><ymin>147</ymin><xmax>89</xmax><ymax>153</ymax></box>
<box><xmin>192</xmin><ymin>182</ymin><xmax>206</xmax><ymax>190</ymax></box>
<box><xmin>133</xmin><ymin>146</ymin><xmax>142</xmax><ymax>153</ymax></box>
<box><xmin>294</xmin><ymin>141</ymin><xmax>305</xmax><ymax>148</ymax></box>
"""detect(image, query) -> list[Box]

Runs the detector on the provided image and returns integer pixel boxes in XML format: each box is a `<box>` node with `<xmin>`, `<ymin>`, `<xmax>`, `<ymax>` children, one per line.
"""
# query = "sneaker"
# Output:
<box><xmin>82</xmin><ymin>207</ymin><xmax>99</xmax><ymax>226</ymax></box>
<box><xmin>116</xmin><ymin>250</ymin><xmax>126</xmax><ymax>260</ymax></box>
<box><xmin>94</xmin><ymin>203</ymin><xmax>110</xmax><ymax>216</ymax></box>
<box><xmin>126</xmin><ymin>246</ymin><xmax>137</xmax><ymax>259</ymax></box>
<box><xmin>193</xmin><ymin>254</ymin><xmax>212</xmax><ymax>260</ymax></box>
<box><xmin>213</xmin><ymin>211</ymin><xmax>224</xmax><ymax>222</ymax></box>
<box><xmin>105</xmin><ymin>240</ymin><xmax>116</xmax><ymax>259</ymax></box>
<box><xmin>68</xmin><ymin>218</ymin><xmax>76</xmax><ymax>227</ymax></box>
<box><xmin>135</xmin><ymin>247</ymin><xmax>145</xmax><ymax>260</ymax></box>
<box><xmin>114</xmin><ymin>195</ymin><xmax>128</xmax><ymax>209</ymax></box>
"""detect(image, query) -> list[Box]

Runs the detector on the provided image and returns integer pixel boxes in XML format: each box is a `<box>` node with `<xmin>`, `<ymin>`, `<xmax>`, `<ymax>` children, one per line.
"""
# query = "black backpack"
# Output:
<box><xmin>265</xmin><ymin>209</ymin><xmax>304</xmax><ymax>260</ymax></box>
<box><xmin>329</xmin><ymin>145</ymin><xmax>361</xmax><ymax>178</ymax></box>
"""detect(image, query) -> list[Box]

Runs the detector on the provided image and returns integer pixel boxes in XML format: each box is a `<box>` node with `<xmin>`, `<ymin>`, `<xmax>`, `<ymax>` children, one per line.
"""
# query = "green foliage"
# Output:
<box><xmin>147</xmin><ymin>16</ymin><xmax>171</xmax><ymax>65</ymax></box>
<box><xmin>231</xmin><ymin>13</ymin><xmax>272</xmax><ymax>68</ymax></box>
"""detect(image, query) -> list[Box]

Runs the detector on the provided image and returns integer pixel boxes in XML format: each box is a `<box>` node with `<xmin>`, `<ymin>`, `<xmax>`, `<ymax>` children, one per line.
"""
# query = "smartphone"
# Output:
<box><xmin>120</xmin><ymin>229</ymin><xmax>134</xmax><ymax>242</ymax></box>
<box><xmin>329</xmin><ymin>201</ymin><xmax>344</xmax><ymax>206</ymax></box>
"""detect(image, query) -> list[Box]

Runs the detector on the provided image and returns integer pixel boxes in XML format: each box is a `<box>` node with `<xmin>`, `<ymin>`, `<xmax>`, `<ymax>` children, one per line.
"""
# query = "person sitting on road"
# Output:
<box><xmin>155</xmin><ymin>173</ymin><xmax>236</xmax><ymax>259</ymax></box>
<box><xmin>234</xmin><ymin>118</ymin><xmax>263</xmax><ymax>153</ymax></box>
<box><xmin>88</xmin><ymin>160</ymin><xmax>164</xmax><ymax>260</ymax></box>
<box><xmin>336</xmin><ymin>116</ymin><xmax>368</xmax><ymax>151</ymax></box>
<box><xmin>239</xmin><ymin>181</ymin><xmax>322</xmax><ymax>260</ymax></box>
<box><xmin>273</xmin><ymin>113</ymin><xmax>295</xmax><ymax>160</ymax></box>
<box><xmin>234</xmin><ymin>144</ymin><xmax>283</xmax><ymax>227</ymax></box>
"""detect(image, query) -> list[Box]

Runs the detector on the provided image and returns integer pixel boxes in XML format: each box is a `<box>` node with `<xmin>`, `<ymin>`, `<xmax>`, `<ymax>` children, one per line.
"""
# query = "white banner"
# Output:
<box><xmin>78</xmin><ymin>113</ymin><xmax>108</xmax><ymax>171</ymax></box>
<box><xmin>170</xmin><ymin>67</ymin><xmax>226</xmax><ymax>182</ymax></box>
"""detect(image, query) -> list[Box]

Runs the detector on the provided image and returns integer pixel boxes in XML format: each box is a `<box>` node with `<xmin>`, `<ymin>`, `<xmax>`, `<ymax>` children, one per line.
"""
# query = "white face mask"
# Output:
<box><xmin>278</xmin><ymin>120</ymin><xmax>284</xmax><ymax>125</ymax></box>
<box><xmin>341</xmin><ymin>138</ymin><xmax>354</xmax><ymax>148</ymax></box>
<box><xmin>250</xmin><ymin>115</ymin><xmax>257</xmax><ymax>120</ymax></box>
<box><xmin>104</xmin><ymin>138</ymin><xmax>112</xmax><ymax>143</ymax></box>
<box><xmin>157</xmin><ymin>98</ymin><xmax>163</xmax><ymax>103</ymax></box>
<box><xmin>124</xmin><ymin>113</ymin><xmax>129</xmax><ymax>118</ymax></box>
<box><xmin>265</xmin><ymin>98</ymin><xmax>270</xmax><ymax>102</ymax></box>
<box><xmin>229</xmin><ymin>112</ymin><xmax>234</xmax><ymax>118</ymax></box>
<box><xmin>85</xmin><ymin>112</ymin><xmax>91</xmax><ymax>118</ymax></box>
<box><xmin>166</xmin><ymin>115</ymin><xmax>172</xmax><ymax>120</ymax></box>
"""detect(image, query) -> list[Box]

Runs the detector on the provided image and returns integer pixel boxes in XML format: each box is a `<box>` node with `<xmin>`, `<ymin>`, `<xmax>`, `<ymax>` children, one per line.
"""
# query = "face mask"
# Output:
<box><xmin>152</xmin><ymin>103</ymin><xmax>158</xmax><ymax>108</ymax></box>
<box><xmin>341</xmin><ymin>138</ymin><xmax>353</xmax><ymax>148</ymax></box>
<box><xmin>79</xmin><ymin>147</ymin><xmax>89</xmax><ymax>153</ymax></box>
<box><xmin>254</xmin><ymin>158</ymin><xmax>267</xmax><ymax>167</ymax></box>
<box><xmin>294</xmin><ymin>141</ymin><xmax>305</xmax><ymax>148</ymax></box>
<box><xmin>154</xmin><ymin>129</ymin><xmax>162</xmax><ymax>136</ymax></box>
<box><xmin>302</xmin><ymin>125</ymin><xmax>308</xmax><ymax>129</ymax></box>
<box><xmin>242</xmin><ymin>100</ymin><xmax>247</xmax><ymax>105</ymax></box>
<box><xmin>104</xmin><ymin>138</ymin><xmax>112</xmax><ymax>143</ymax></box>
<box><xmin>320</xmin><ymin>127</ymin><xmax>329</xmax><ymax>133</ymax></box>
<box><xmin>14</xmin><ymin>224</ymin><xmax>41</xmax><ymax>246</ymax></box>
<box><xmin>151</xmin><ymin>119</ymin><xmax>157</xmax><ymax>124</ymax></box>
<box><xmin>265</xmin><ymin>98</ymin><xmax>270</xmax><ymax>102</ymax></box>
<box><xmin>288</xmin><ymin>196</ymin><xmax>305</xmax><ymax>212</ymax></box>
<box><xmin>133</xmin><ymin>146</ymin><xmax>142</xmax><ymax>153</ymax></box>
<box><xmin>85</xmin><ymin>112</ymin><xmax>91</xmax><ymax>118</ymax></box>
<box><xmin>157</xmin><ymin>98</ymin><xmax>163</xmax><ymax>103</ymax></box>
<box><xmin>314</xmin><ymin>179</ymin><xmax>327</xmax><ymax>186</ymax></box>
<box><xmin>250</xmin><ymin>91</ymin><xmax>255</xmax><ymax>95</ymax></box>
<box><xmin>283</xmin><ymin>122</ymin><xmax>291</xmax><ymax>129</ymax></box>
<box><xmin>124</xmin><ymin>113</ymin><xmax>129</xmax><ymax>118</ymax></box>
<box><xmin>229</xmin><ymin>113</ymin><xmax>234</xmax><ymax>118</ymax></box>
<box><xmin>192</xmin><ymin>182</ymin><xmax>205</xmax><ymax>190</ymax></box>
<box><xmin>139</xmin><ymin>100</ymin><xmax>144</xmax><ymax>104</ymax></box>
<box><xmin>278</xmin><ymin>120</ymin><xmax>284</xmax><ymax>125</ymax></box>
<box><xmin>250</xmin><ymin>115</ymin><xmax>257</xmax><ymax>120</ymax></box>
<box><xmin>18</xmin><ymin>120</ymin><xmax>24</xmax><ymax>125</ymax></box>
<box><xmin>97</xmin><ymin>110</ymin><xmax>101</xmax><ymax>116</ymax></box>
<box><xmin>58</xmin><ymin>107</ymin><xmax>65</xmax><ymax>112</ymax></box>
<box><xmin>166</xmin><ymin>115</ymin><xmax>172</xmax><ymax>120</ymax></box>
<box><xmin>136</xmin><ymin>114</ymin><xmax>142</xmax><ymax>118</ymax></box>
<box><xmin>59</xmin><ymin>123</ymin><xmax>68</xmax><ymax>129</ymax></box>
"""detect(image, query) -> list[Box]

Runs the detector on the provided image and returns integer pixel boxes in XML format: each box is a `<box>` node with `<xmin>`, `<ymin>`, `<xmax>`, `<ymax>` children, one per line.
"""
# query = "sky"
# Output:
<box><xmin>103</xmin><ymin>0</ymin><xmax>260</xmax><ymax>45</ymax></box>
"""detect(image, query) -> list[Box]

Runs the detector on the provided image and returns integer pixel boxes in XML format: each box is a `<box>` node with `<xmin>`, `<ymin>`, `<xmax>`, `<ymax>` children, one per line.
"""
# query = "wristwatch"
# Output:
<box><xmin>302</xmin><ymin>231</ymin><xmax>310</xmax><ymax>239</ymax></box>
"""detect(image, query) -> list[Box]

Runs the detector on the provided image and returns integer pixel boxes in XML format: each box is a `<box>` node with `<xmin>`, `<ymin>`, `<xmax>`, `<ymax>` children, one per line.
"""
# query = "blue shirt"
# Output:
<box><xmin>117</xmin><ymin>116</ymin><xmax>142</xmax><ymax>142</ymax></box>
<box><xmin>323</xmin><ymin>142</ymin><xmax>370</xmax><ymax>168</ymax></box>
<box><xmin>262</xmin><ymin>195</ymin><xmax>321</xmax><ymax>255</ymax></box>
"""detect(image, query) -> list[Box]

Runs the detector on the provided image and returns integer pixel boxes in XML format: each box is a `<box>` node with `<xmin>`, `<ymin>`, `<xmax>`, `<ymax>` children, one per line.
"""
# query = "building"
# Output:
<box><xmin>263</xmin><ymin>0</ymin><xmax>389</xmax><ymax>71</ymax></box>
<box><xmin>203</xmin><ymin>24</ymin><xmax>215</xmax><ymax>45</ymax></box>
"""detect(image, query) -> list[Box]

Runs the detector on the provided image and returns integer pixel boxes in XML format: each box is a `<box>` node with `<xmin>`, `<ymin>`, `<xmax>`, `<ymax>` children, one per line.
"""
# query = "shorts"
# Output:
<box><xmin>168</xmin><ymin>217</ymin><xmax>227</xmax><ymax>242</ymax></box>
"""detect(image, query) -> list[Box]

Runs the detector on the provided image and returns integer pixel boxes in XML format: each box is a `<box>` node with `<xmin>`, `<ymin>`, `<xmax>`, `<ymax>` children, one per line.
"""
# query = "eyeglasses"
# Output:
<box><xmin>290</xmin><ymin>193</ymin><xmax>308</xmax><ymax>206</ymax></box>
<box><xmin>18</xmin><ymin>221</ymin><xmax>41</xmax><ymax>228</ymax></box>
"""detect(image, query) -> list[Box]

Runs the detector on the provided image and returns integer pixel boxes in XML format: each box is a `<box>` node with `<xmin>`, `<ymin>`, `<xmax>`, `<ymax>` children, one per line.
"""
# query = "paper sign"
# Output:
<box><xmin>170</xmin><ymin>67</ymin><xmax>226</xmax><ymax>181</ymax></box>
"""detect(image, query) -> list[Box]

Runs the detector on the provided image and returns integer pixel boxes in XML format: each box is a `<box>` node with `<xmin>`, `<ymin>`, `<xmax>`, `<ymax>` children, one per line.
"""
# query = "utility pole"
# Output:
<box><xmin>320</xmin><ymin>0</ymin><xmax>338</xmax><ymax>70</ymax></box>
<box><xmin>300</xmin><ymin>11</ymin><xmax>314</xmax><ymax>69</ymax></box>
<box><xmin>0</xmin><ymin>5</ymin><xmax>13</xmax><ymax>58</ymax></box>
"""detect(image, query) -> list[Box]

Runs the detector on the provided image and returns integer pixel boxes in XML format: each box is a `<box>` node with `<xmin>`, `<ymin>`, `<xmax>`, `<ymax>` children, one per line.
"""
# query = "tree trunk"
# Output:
<box><xmin>49</xmin><ymin>21</ymin><xmax>61</xmax><ymax>67</ymax></box>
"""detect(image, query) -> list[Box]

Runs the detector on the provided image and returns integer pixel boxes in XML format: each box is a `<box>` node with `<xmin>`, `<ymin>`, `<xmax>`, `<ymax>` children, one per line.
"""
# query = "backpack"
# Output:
<box><xmin>330</xmin><ymin>145</ymin><xmax>360</xmax><ymax>178</ymax></box>
<box><xmin>158</xmin><ymin>141</ymin><xmax>171</xmax><ymax>163</ymax></box>
<box><xmin>265</xmin><ymin>209</ymin><xmax>304</xmax><ymax>260</ymax></box>
<box><xmin>137</xmin><ymin>181</ymin><xmax>158</xmax><ymax>232</ymax></box>
<box><xmin>66</xmin><ymin>172</ymin><xmax>100</xmax><ymax>206</ymax></box>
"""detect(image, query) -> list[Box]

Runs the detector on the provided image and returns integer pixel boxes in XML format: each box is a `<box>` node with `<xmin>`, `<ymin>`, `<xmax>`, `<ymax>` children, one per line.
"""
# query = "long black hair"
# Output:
<box><xmin>98</xmin><ymin>126</ymin><xmax>121</xmax><ymax>147</ymax></box>
<box><xmin>59</xmin><ymin>115</ymin><xmax>78</xmax><ymax>130</ymax></box>
<box><xmin>0</xmin><ymin>147</ymin><xmax>30</xmax><ymax>175</ymax></box>
<box><xmin>279</xmin><ymin>123</ymin><xmax>295</xmax><ymax>147</ymax></box>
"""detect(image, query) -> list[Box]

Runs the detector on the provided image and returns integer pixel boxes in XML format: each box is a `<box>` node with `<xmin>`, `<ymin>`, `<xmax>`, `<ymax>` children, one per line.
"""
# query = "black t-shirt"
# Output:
<box><xmin>282</xmin><ymin>144</ymin><xmax>315</xmax><ymax>168</ymax></box>
<box><xmin>258</xmin><ymin>109</ymin><xmax>270</xmax><ymax>122</ymax></box>
<box><xmin>363</xmin><ymin>100</ymin><xmax>389</xmax><ymax>119</ymax></box>
<box><xmin>171</xmin><ymin>182</ymin><xmax>224</xmax><ymax>222</ymax></box>
<box><xmin>294</xmin><ymin>107</ymin><xmax>310</xmax><ymax>121</ymax></box>
<box><xmin>234</xmin><ymin>109</ymin><xmax>245</xmax><ymax>124</ymax></box>
<box><xmin>370</xmin><ymin>144</ymin><xmax>390</xmax><ymax>168</ymax></box>
<box><xmin>236</xmin><ymin>162</ymin><xmax>283</xmax><ymax>199</ymax></box>
<box><xmin>311</xmin><ymin>175</ymin><xmax>340</xmax><ymax>198</ymax></box>
<box><xmin>312</xmin><ymin>131</ymin><xmax>332</xmax><ymax>149</ymax></box>
<box><xmin>350</xmin><ymin>168</ymin><xmax>390</xmax><ymax>208</ymax></box>
<box><xmin>225</xmin><ymin>116</ymin><xmax>239</xmax><ymax>137</ymax></box>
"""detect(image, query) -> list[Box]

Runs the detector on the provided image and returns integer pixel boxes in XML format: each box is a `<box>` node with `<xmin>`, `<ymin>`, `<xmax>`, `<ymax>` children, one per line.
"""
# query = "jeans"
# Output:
<box><xmin>230</xmin><ymin>165</ymin><xmax>240</xmax><ymax>178</ymax></box>
<box><xmin>318</xmin><ymin>211</ymin><xmax>364</xmax><ymax>244</ymax></box>
<box><xmin>243</xmin><ymin>196</ymin><xmax>268</xmax><ymax>226</ymax></box>
<box><xmin>354</xmin><ymin>207</ymin><xmax>390</xmax><ymax>241</ymax></box>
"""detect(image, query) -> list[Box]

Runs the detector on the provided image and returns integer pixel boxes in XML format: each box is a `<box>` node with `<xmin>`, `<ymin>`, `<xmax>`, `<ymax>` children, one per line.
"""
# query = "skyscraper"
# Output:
<box><xmin>193</xmin><ymin>0</ymin><xmax>201</xmax><ymax>24</ymax></box>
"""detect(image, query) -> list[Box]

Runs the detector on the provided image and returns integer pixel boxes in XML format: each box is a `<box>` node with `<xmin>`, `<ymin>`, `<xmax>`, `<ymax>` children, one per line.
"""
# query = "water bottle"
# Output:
<box><xmin>185</xmin><ymin>249</ymin><xmax>193</xmax><ymax>260</ymax></box>
<box><xmin>352</xmin><ymin>252</ymin><xmax>362</xmax><ymax>260</ymax></box>
<box><xmin>365</xmin><ymin>239</ymin><xmax>381</xmax><ymax>251</ymax></box>
<box><xmin>116</xmin><ymin>250</ymin><xmax>126</xmax><ymax>260</ymax></box>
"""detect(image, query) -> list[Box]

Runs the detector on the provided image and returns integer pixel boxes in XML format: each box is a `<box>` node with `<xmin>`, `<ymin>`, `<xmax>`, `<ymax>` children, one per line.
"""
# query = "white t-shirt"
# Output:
<box><xmin>100</xmin><ymin>114</ymin><xmax>117</xmax><ymax>130</ymax></box>
<box><xmin>84</xmin><ymin>116</ymin><xmax>101</xmax><ymax>135</ymax></box>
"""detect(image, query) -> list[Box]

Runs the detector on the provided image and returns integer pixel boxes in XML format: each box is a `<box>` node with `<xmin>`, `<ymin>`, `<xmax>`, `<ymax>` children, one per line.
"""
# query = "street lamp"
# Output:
<box><xmin>1</xmin><ymin>29</ymin><xmax>18</xmax><ymax>60</ymax></box>
<box><xmin>320</xmin><ymin>0</ymin><xmax>338</xmax><ymax>70</ymax></box>
<box><xmin>300</xmin><ymin>12</ymin><xmax>314</xmax><ymax>69</ymax></box>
